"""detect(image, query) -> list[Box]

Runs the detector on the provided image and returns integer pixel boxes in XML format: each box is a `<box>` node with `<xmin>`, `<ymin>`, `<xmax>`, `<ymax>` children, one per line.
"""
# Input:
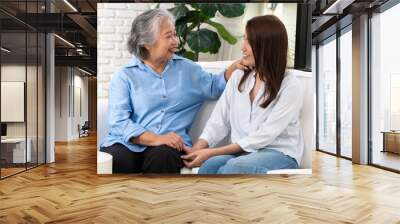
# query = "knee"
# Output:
<box><xmin>146</xmin><ymin>146</ymin><xmax>180</xmax><ymax>163</ymax></box>
<box><xmin>218</xmin><ymin>159</ymin><xmax>239</xmax><ymax>174</ymax></box>
<box><xmin>198</xmin><ymin>156</ymin><xmax>227</xmax><ymax>174</ymax></box>
<box><xmin>224</xmin><ymin>158</ymin><xmax>248</xmax><ymax>168</ymax></box>
<box><xmin>218</xmin><ymin>159</ymin><xmax>267</xmax><ymax>174</ymax></box>
<box><xmin>143</xmin><ymin>146</ymin><xmax>182</xmax><ymax>173</ymax></box>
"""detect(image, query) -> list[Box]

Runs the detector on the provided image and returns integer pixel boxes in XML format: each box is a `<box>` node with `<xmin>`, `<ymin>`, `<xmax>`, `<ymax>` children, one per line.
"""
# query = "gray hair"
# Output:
<box><xmin>127</xmin><ymin>9</ymin><xmax>175</xmax><ymax>60</ymax></box>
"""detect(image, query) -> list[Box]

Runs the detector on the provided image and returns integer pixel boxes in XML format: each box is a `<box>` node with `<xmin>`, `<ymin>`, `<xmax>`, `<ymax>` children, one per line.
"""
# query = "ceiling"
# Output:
<box><xmin>0</xmin><ymin>0</ymin><xmax>99</xmax><ymax>74</ymax></box>
<box><xmin>311</xmin><ymin>0</ymin><xmax>391</xmax><ymax>43</ymax></box>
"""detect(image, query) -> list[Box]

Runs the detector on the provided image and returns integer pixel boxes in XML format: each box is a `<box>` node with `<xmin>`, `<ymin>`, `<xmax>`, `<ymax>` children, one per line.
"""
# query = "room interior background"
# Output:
<box><xmin>2</xmin><ymin>0</ymin><xmax>399</xmax><ymax>179</ymax></box>
<box><xmin>312</xmin><ymin>1</ymin><xmax>400</xmax><ymax>172</ymax></box>
<box><xmin>0</xmin><ymin>0</ymin><xmax>97</xmax><ymax>179</ymax></box>
<box><xmin>0</xmin><ymin>8</ymin><xmax>47</xmax><ymax>178</ymax></box>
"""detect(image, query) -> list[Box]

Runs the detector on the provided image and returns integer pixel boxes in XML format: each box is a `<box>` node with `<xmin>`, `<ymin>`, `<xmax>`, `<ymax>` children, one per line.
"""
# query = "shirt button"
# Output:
<box><xmin>157</xmin><ymin>125</ymin><xmax>161</xmax><ymax>129</ymax></box>
<box><xmin>161</xmin><ymin>109</ymin><xmax>165</xmax><ymax>113</ymax></box>
<box><xmin>162</xmin><ymin>95</ymin><xmax>167</xmax><ymax>98</ymax></box>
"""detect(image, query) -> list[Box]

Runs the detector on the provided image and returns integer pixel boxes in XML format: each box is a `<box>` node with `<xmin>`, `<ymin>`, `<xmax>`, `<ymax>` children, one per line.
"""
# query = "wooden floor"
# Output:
<box><xmin>1</xmin><ymin>163</ymin><xmax>45</xmax><ymax>178</ymax></box>
<box><xmin>1</xmin><ymin>134</ymin><xmax>400</xmax><ymax>223</ymax></box>
<box><xmin>1</xmin><ymin>167</ymin><xmax>26</xmax><ymax>178</ymax></box>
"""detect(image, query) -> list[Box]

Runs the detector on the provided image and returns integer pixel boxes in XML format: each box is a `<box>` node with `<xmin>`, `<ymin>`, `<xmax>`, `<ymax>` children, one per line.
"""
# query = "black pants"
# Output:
<box><xmin>100</xmin><ymin>144</ymin><xmax>184</xmax><ymax>174</ymax></box>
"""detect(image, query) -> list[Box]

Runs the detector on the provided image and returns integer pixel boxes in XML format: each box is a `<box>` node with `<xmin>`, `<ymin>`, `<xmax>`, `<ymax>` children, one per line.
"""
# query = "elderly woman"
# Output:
<box><xmin>100</xmin><ymin>9</ymin><xmax>241</xmax><ymax>174</ymax></box>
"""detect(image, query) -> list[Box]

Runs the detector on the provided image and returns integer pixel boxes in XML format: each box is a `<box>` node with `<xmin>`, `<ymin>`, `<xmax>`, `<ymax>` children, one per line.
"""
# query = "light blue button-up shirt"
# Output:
<box><xmin>100</xmin><ymin>54</ymin><xmax>227</xmax><ymax>152</ymax></box>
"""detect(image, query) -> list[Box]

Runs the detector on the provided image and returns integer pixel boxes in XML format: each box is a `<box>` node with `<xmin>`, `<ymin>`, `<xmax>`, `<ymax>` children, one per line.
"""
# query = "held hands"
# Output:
<box><xmin>155</xmin><ymin>132</ymin><xmax>185</xmax><ymax>151</ymax></box>
<box><xmin>181</xmin><ymin>146</ymin><xmax>214</xmax><ymax>168</ymax></box>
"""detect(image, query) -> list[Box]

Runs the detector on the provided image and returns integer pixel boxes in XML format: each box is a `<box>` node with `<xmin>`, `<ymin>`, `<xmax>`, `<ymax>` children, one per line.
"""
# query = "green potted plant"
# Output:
<box><xmin>168</xmin><ymin>3</ymin><xmax>245</xmax><ymax>61</ymax></box>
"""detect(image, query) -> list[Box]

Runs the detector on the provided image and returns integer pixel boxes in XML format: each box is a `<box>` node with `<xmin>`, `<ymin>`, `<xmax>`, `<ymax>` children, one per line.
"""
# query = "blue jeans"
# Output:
<box><xmin>198</xmin><ymin>149</ymin><xmax>299</xmax><ymax>174</ymax></box>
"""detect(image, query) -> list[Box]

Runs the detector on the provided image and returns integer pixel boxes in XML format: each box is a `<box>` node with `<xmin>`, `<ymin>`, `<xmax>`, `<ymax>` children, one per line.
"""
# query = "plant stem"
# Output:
<box><xmin>195</xmin><ymin>24</ymin><xmax>200</xmax><ymax>61</ymax></box>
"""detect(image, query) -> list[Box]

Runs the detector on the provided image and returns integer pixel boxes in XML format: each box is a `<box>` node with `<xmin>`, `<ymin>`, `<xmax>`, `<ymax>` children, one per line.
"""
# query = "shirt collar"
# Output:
<box><xmin>124</xmin><ymin>54</ymin><xmax>184</xmax><ymax>69</ymax></box>
<box><xmin>245</xmin><ymin>71</ymin><xmax>257</xmax><ymax>93</ymax></box>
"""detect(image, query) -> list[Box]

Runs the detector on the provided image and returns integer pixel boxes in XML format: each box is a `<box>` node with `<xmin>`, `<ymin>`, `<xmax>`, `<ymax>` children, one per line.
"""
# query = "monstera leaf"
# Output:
<box><xmin>187</xmin><ymin>29</ymin><xmax>221</xmax><ymax>54</ymax></box>
<box><xmin>168</xmin><ymin>3</ymin><xmax>245</xmax><ymax>61</ymax></box>
<box><xmin>190</xmin><ymin>3</ymin><xmax>218</xmax><ymax>18</ymax></box>
<box><xmin>168</xmin><ymin>3</ymin><xmax>189</xmax><ymax>20</ymax></box>
<box><xmin>205</xmin><ymin>20</ymin><xmax>237</xmax><ymax>45</ymax></box>
<box><xmin>217</xmin><ymin>4</ymin><xmax>245</xmax><ymax>18</ymax></box>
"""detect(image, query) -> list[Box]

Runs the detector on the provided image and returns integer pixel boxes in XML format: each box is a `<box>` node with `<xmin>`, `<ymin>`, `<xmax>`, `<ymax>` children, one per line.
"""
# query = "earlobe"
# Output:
<box><xmin>144</xmin><ymin>44</ymin><xmax>151</xmax><ymax>50</ymax></box>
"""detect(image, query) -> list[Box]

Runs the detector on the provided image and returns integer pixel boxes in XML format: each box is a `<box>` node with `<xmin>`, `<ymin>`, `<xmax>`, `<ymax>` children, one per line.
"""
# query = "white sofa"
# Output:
<box><xmin>97</xmin><ymin>61</ymin><xmax>314</xmax><ymax>175</ymax></box>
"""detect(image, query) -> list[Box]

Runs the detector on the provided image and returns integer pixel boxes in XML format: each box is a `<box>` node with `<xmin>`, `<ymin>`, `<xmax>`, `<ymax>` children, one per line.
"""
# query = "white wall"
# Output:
<box><xmin>72</xmin><ymin>73</ymin><xmax>89</xmax><ymax>138</ymax></box>
<box><xmin>1</xmin><ymin>63</ymin><xmax>46</xmax><ymax>163</ymax></box>
<box><xmin>200</xmin><ymin>3</ymin><xmax>297</xmax><ymax>67</ymax></box>
<box><xmin>1</xmin><ymin>65</ymin><xmax>26</xmax><ymax>141</ymax></box>
<box><xmin>97</xmin><ymin>3</ymin><xmax>154</xmax><ymax>100</ymax></box>
<box><xmin>1</xmin><ymin>65</ymin><xmax>36</xmax><ymax>138</ymax></box>
<box><xmin>55</xmin><ymin>66</ymin><xmax>68</xmax><ymax>141</ymax></box>
<box><xmin>54</xmin><ymin>67</ymin><xmax>89</xmax><ymax>141</ymax></box>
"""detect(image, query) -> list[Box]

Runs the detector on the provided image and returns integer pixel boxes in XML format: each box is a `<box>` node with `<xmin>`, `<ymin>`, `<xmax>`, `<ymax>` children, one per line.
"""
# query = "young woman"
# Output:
<box><xmin>181</xmin><ymin>15</ymin><xmax>304</xmax><ymax>174</ymax></box>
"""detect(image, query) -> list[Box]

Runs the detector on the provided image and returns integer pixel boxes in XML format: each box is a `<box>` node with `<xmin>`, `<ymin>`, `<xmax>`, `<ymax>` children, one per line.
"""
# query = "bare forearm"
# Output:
<box><xmin>193</xmin><ymin>139</ymin><xmax>209</xmax><ymax>150</ymax></box>
<box><xmin>209</xmin><ymin>143</ymin><xmax>243</xmax><ymax>157</ymax></box>
<box><xmin>224</xmin><ymin>59</ymin><xmax>247</xmax><ymax>81</ymax></box>
<box><xmin>131</xmin><ymin>131</ymin><xmax>159</xmax><ymax>146</ymax></box>
<box><xmin>224</xmin><ymin>63</ymin><xmax>236</xmax><ymax>81</ymax></box>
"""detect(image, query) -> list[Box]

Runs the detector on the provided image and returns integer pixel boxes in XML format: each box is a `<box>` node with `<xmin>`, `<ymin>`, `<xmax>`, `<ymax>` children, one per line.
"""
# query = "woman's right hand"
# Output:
<box><xmin>155</xmin><ymin>132</ymin><xmax>185</xmax><ymax>151</ymax></box>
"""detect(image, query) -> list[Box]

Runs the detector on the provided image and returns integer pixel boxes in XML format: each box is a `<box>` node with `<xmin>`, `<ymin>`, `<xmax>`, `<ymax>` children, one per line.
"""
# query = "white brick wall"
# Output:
<box><xmin>96</xmin><ymin>3</ymin><xmax>242</xmax><ymax>99</ymax></box>
<box><xmin>97</xmin><ymin>3</ymin><xmax>171</xmax><ymax>99</ymax></box>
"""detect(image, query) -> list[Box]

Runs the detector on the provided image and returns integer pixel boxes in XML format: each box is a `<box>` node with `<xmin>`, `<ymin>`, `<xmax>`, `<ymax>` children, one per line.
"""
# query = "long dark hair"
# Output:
<box><xmin>238</xmin><ymin>15</ymin><xmax>288</xmax><ymax>108</ymax></box>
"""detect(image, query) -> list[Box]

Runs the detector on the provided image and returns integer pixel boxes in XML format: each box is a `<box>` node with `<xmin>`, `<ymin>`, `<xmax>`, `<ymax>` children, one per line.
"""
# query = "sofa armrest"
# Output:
<box><xmin>97</xmin><ymin>151</ymin><xmax>113</xmax><ymax>174</ymax></box>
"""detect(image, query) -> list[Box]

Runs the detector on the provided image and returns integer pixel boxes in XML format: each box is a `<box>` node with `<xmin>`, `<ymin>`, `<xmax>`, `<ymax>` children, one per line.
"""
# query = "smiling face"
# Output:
<box><xmin>146</xmin><ymin>18</ymin><xmax>178</xmax><ymax>63</ymax></box>
<box><xmin>238</xmin><ymin>15</ymin><xmax>289</xmax><ymax>109</ymax></box>
<box><xmin>241</xmin><ymin>32</ymin><xmax>256</xmax><ymax>67</ymax></box>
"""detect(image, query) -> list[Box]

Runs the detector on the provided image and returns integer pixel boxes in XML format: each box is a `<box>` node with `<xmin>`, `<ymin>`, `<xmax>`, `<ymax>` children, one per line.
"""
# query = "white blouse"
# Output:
<box><xmin>199</xmin><ymin>69</ymin><xmax>304</xmax><ymax>165</ymax></box>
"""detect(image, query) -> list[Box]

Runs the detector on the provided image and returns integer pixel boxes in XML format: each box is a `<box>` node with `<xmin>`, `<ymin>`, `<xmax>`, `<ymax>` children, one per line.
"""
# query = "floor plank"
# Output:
<box><xmin>1</xmin><ymin>134</ymin><xmax>400</xmax><ymax>223</ymax></box>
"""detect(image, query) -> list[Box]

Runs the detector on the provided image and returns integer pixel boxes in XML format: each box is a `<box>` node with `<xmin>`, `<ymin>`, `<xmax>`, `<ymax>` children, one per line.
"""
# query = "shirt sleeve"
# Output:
<box><xmin>194</xmin><ymin>63</ymin><xmax>227</xmax><ymax>100</ymax></box>
<box><xmin>108</xmin><ymin>70</ymin><xmax>146</xmax><ymax>144</ymax></box>
<box><xmin>236</xmin><ymin>77</ymin><xmax>304</xmax><ymax>152</ymax></box>
<box><xmin>199</xmin><ymin>73</ymin><xmax>236</xmax><ymax>147</ymax></box>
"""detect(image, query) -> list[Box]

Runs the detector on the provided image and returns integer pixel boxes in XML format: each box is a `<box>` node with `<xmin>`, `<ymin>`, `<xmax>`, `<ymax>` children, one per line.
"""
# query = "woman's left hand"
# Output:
<box><xmin>181</xmin><ymin>147</ymin><xmax>214</xmax><ymax>168</ymax></box>
<box><xmin>233</xmin><ymin>58</ymin><xmax>249</xmax><ymax>71</ymax></box>
<box><xmin>225</xmin><ymin>59</ymin><xmax>251</xmax><ymax>81</ymax></box>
